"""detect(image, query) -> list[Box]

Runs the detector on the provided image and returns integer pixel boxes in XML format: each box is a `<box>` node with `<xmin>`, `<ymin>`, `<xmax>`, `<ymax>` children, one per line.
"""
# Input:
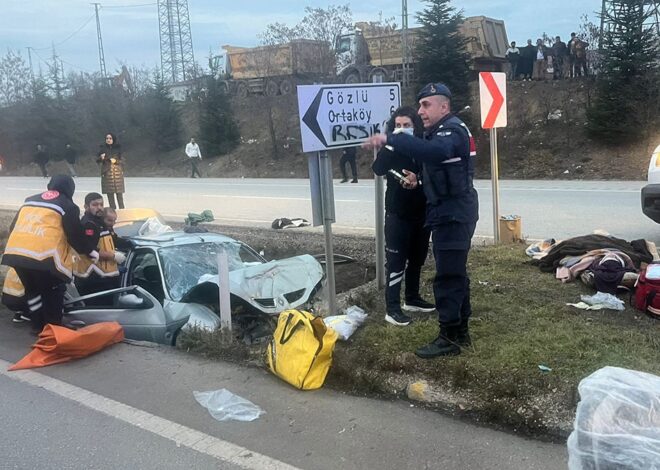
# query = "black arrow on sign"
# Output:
<box><xmin>302</xmin><ymin>89</ymin><xmax>327</xmax><ymax>148</ymax></box>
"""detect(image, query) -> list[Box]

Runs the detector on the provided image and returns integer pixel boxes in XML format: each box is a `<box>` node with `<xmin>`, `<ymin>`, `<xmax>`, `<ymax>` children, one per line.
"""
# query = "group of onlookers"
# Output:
<box><xmin>32</xmin><ymin>133</ymin><xmax>126</xmax><ymax>209</ymax></box>
<box><xmin>505</xmin><ymin>33</ymin><xmax>590</xmax><ymax>81</ymax></box>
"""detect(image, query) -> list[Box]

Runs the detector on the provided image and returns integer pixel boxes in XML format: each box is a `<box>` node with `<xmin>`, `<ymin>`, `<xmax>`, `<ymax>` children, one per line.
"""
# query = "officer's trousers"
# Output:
<box><xmin>385</xmin><ymin>213</ymin><xmax>430</xmax><ymax>311</ymax></box>
<box><xmin>431</xmin><ymin>222</ymin><xmax>476</xmax><ymax>326</ymax></box>
<box><xmin>14</xmin><ymin>268</ymin><xmax>66</xmax><ymax>331</ymax></box>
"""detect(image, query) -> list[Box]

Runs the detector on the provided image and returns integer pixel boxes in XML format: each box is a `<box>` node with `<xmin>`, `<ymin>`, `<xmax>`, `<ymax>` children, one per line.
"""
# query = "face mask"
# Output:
<box><xmin>394</xmin><ymin>127</ymin><xmax>414</xmax><ymax>136</ymax></box>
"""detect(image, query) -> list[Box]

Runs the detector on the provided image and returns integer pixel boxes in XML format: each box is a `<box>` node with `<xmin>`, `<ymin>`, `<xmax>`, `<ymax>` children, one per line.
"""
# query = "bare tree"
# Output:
<box><xmin>0</xmin><ymin>50</ymin><xmax>31</xmax><ymax>106</ymax></box>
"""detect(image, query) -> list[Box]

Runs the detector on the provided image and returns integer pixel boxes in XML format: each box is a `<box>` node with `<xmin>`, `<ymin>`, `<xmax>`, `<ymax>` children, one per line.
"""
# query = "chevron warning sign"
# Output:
<box><xmin>479</xmin><ymin>72</ymin><xmax>507</xmax><ymax>129</ymax></box>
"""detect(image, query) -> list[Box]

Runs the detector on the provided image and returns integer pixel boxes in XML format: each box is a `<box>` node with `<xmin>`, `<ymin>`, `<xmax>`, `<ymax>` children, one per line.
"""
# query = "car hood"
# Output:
<box><xmin>179</xmin><ymin>254</ymin><xmax>324</xmax><ymax>313</ymax></box>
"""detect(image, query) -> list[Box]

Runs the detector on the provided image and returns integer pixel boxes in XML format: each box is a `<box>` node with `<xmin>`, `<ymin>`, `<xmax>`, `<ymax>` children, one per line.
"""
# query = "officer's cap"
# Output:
<box><xmin>416</xmin><ymin>82</ymin><xmax>452</xmax><ymax>101</ymax></box>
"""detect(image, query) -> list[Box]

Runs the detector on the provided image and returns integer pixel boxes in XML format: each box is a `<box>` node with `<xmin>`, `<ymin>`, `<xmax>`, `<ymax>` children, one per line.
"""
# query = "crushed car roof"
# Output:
<box><xmin>129</xmin><ymin>231</ymin><xmax>240</xmax><ymax>248</ymax></box>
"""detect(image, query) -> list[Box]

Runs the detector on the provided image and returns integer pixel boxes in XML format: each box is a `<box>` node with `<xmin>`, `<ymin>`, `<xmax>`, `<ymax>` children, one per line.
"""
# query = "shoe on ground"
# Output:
<box><xmin>403</xmin><ymin>297</ymin><xmax>436</xmax><ymax>313</ymax></box>
<box><xmin>340</xmin><ymin>178</ymin><xmax>348</xmax><ymax>183</ymax></box>
<box><xmin>351</xmin><ymin>179</ymin><xmax>358</xmax><ymax>183</ymax></box>
<box><xmin>456</xmin><ymin>322</ymin><xmax>471</xmax><ymax>347</ymax></box>
<box><xmin>385</xmin><ymin>310</ymin><xmax>413</xmax><ymax>326</ymax></box>
<box><xmin>415</xmin><ymin>328</ymin><xmax>460</xmax><ymax>358</ymax></box>
<box><xmin>12</xmin><ymin>313</ymin><xmax>31</xmax><ymax>323</ymax></box>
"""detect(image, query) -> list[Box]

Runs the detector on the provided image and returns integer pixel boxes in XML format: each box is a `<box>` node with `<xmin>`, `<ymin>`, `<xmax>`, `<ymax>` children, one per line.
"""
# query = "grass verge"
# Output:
<box><xmin>330</xmin><ymin>244</ymin><xmax>660</xmax><ymax>437</ymax></box>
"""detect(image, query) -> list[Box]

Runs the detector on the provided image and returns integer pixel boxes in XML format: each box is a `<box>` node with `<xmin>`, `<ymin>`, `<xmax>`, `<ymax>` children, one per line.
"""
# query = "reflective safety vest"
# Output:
<box><xmin>1</xmin><ymin>268</ymin><xmax>26</xmax><ymax>311</ymax></box>
<box><xmin>74</xmin><ymin>229</ymin><xmax>118</xmax><ymax>278</ymax></box>
<box><xmin>3</xmin><ymin>199</ymin><xmax>78</xmax><ymax>280</ymax></box>
<box><xmin>2</xmin><ymin>267</ymin><xmax>25</xmax><ymax>298</ymax></box>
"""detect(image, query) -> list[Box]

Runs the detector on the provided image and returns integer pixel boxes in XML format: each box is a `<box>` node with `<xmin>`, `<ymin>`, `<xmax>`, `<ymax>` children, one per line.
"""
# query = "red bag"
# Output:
<box><xmin>634</xmin><ymin>262</ymin><xmax>660</xmax><ymax>318</ymax></box>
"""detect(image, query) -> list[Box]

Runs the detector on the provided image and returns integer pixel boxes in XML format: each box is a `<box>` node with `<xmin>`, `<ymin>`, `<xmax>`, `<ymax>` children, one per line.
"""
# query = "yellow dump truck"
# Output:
<box><xmin>336</xmin><ymin>16</ymin><xmax>509</xmax><ymax>84</ymax></box>
<box><xmin>218</xmin><ymin>40</ymin><xmax>331</xmax><ymax>98</ymax></box>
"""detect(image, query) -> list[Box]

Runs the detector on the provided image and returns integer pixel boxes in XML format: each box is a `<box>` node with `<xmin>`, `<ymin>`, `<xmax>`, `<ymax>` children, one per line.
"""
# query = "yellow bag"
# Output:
<box><xmin>267</xmin><ymin>309</ymin><xmax>338</xmax><ymax>390</ymax></box>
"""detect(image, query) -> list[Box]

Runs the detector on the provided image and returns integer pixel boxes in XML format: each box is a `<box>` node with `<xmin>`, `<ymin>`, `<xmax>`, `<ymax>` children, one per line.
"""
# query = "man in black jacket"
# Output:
<box><xmin>2</xmin><ymin>175</ymin><xmax>99</xmax><ymax>332</ymax></box>
<box><xmin>372</xmin><ymin>106</ymin><xmax>435</xmax><ymax>326</ymax></box>
<box><xmin>364</xmin><ymin>83</ymin><xmax>478</xmax><ymax>358</ymax></box>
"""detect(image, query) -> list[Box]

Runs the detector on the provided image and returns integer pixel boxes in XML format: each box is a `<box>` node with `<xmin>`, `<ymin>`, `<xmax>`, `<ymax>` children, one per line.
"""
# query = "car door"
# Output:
<box><xmin>62</xmin><ymin>286</ymin><xmax>174</xmax><ymax>344</ymax></box>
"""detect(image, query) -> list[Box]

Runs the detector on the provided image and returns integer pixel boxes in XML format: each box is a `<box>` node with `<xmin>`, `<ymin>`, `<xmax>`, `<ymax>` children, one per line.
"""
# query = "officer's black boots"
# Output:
<box><xmin>415</xmin><ymin>325</ymin><xmax>461</xmax><ymax>358</ymax></box>
<box><xmin>456</xmin><ymin>319</ymin><xmax>471</xmax><ymax>347</ymax></box>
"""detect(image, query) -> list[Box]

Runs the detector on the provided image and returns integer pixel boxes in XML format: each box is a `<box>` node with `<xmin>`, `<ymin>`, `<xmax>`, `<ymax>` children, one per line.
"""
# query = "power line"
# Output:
<box><xmin>32</xmin><ymin>14</ymin><xmax>96</xmax><ymax>51</ymax></box>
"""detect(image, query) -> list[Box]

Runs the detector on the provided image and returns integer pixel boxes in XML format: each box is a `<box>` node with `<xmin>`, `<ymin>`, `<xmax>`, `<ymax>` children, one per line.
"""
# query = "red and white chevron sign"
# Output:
<box><xmin>479</xmin><ymin>72</ymin><xmax>507</xmax><ymax>129</ymax></box>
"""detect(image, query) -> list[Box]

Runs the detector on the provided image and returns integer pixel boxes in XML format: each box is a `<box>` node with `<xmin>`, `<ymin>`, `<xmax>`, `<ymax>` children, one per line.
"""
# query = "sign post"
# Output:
<box><xmin>478</xmin><ymin>72</ymin><xmax>507</xmax><ymax>243</ymax></box>
<box><xmin>298</xmin><ymin>83</ymin><xmax>401</xmax><ymax>310</ymax></box>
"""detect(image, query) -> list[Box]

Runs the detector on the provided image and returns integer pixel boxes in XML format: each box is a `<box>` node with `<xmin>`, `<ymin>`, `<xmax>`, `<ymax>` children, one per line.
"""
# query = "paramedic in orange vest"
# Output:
<box><xmin>74</xmin><ymin>193</ymin><xmax>126</xmax><ymax>297</ymax></box>
<box><xmin>1</xmin><ymin>175</ymin><xmax>99</xmax><ymax>332</ymax></box>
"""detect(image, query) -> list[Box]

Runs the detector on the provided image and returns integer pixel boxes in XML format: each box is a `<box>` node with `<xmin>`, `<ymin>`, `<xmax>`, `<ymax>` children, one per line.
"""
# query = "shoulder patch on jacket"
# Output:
<box><xmin>85</xmin><ymin>229</ymin><xmax>95</xmax><ymax>236</ymax></box>
<box><xmin>437</xmin><ymin>130</ymin><xmax>453</xmax><ymax>137</ymax></box>
<box><xmin>42</xmin><ymin>190</ymin><xmax>60</xmax><ymax>200</ymax></box>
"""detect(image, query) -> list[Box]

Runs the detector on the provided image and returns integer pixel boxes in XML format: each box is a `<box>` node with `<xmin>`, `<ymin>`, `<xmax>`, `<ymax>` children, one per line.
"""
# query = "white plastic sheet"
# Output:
<box><xmin>323</xmin><ymin>306</ymin><xmax>368</xmax><ymax>340</ymax></box>
<box><xmin>193</xmin><ymin>389</ymin><xmax>265</xmax><ymax>422</ymax></box>
<box><xmin>567</xmin><ymin>366</ymin><xmax>660</xmax><ymax>470</ymax></box>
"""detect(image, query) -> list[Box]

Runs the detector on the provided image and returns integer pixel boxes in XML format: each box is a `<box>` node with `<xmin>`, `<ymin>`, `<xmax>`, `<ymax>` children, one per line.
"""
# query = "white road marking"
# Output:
<box><xmin>0</xmin><ymin>359</ymin><xmax>301</xmax><ymax>470</ymax></box>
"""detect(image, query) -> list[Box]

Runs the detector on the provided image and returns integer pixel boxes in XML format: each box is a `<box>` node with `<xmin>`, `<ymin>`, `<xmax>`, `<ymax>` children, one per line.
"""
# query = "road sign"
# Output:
<box><xmin>297</xmin><ymin>83</ymin><xmax>401</xmax><ymax>153</ymax></box>
<box><xmin>479</xmin><ymin>72</ymin><xmax>507</xmax><ymax>129</ymax></box>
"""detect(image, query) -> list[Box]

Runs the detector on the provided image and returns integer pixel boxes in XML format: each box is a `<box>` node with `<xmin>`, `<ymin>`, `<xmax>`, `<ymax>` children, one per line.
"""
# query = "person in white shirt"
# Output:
<box><xmin>185</xmin><ymin>138</ymin><xmax>203</xmax><ymax>178</ymax></box>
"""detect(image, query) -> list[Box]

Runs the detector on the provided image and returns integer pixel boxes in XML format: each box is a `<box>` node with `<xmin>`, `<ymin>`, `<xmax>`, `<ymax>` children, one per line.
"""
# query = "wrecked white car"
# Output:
<box><xmin>62</xmin><ymin>211</ymin><xmax>324</xmax><ymax>345</ymax></box>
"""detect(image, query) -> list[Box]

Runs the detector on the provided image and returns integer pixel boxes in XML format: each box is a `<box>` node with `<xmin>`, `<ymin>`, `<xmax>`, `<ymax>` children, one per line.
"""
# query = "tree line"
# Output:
<box><xmin>0</xmin><ymin>50</ymin><xmax>239</xmax><ymax>170</ymax></box>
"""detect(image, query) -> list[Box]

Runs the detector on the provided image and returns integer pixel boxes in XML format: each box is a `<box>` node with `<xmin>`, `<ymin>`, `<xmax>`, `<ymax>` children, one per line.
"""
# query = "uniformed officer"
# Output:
<box><xmin>364</xmin><ymin>83</ymin><xmax>479</xmax><ymax>358</ymax></box>
<box><xmin>1</xmin><ymin>175</ymin><xmax>99</xmax><ymax>332</ymax></box>
<box><xmin>74</xmin><ymin>193</ymin><xmax>126</xmax><ymax>298</ymax></box>
<box><xmin>372</xmin><ymin>106</ymin><xmax>435</xmax><ymax>326</ymax></box>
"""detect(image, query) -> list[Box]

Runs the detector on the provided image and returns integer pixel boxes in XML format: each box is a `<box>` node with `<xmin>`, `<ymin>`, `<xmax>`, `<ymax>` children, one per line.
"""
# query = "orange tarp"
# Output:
<box><xmin>9</xmin><ymin>322</ymin><xmax>124</xmax><ymax>371</ymax></box>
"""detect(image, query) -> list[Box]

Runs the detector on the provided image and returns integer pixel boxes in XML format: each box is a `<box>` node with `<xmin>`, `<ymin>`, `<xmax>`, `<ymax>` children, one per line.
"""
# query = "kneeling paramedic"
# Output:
<box><xmin>364</xmin><ymin>83</ymin><xmax>479</xmax><ymax>358</ymax></box>
<box><xmin>1</xmin><ymin>175</ymin><xmax>99</xmax><ymax>332</ymax></box>
<box><xmin>74</xmin><ymin>193</ymin><xmax>126</xmax><ymax>298</ymax></box>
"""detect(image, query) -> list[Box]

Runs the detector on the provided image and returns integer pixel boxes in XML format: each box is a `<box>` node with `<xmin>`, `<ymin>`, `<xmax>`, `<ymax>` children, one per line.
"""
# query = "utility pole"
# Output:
<box><xmin>401</xmin><ymin>0</ymin><xmax>410</xmax><ymax>89</ymax></box>
<box><xmin>26</xmin><ymin>47</ymin><xmax>35</xmax><ymax>83</ymax></box>
<box><xmin>91</xmin><ymin>2</ymin><xmax>107</xmax><ymax>79</ymax></box>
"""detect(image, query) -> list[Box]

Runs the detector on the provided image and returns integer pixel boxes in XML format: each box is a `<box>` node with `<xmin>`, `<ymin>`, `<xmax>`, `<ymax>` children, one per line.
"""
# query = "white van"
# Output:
<box><xmin>641</xmin><ymin>144</ymin><xmax>660</xmax><ymax>223</ymax></box>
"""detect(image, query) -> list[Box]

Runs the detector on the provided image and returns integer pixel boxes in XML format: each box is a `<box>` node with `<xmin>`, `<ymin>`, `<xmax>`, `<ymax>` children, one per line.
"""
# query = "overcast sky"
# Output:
<box><xmin>0</xmin><ymin>0</ymin><xmax>602</xmax><ymax>76</ymax></box>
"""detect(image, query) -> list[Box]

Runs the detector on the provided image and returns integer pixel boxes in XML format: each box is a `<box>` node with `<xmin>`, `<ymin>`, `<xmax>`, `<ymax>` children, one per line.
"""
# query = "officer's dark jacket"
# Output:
<box><xmin>387</xmin><ymin>113</ymin><xmax>479</xmax><ymax>226</ymax></box>
<box><xmin>2</xmin><ymin>175</ymin><xmax>94</xmax><ymax>281</ymax></box>
<box><xmin>372</xmin><ymin>146</ymin><xmax>426</xmax><ymax>220</ymax></box>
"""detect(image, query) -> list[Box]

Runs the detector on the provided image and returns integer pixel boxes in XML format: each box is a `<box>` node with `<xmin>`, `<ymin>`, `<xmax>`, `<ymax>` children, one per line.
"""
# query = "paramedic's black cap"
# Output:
<box><xmin>417</xmin><ymin>83</ymin><xmax>452</xmax><ymax>101</ymax></box>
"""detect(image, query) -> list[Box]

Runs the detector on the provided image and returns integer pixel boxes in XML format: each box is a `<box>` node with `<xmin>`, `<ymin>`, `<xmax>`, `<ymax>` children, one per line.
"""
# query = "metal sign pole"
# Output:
<box><xmin>374</xmin><ymin>148</ymin><xmax>386</xmax><ymax>290</ymax></box>
<box><xmin>319</xmin><ymin>150</ymin><xmax>337</xmax><ymax>315</ymax></box>
<box><xmin>490</xmin><ymin>128</ymin><xmax>501</xmax><ymax>243</ymax></box>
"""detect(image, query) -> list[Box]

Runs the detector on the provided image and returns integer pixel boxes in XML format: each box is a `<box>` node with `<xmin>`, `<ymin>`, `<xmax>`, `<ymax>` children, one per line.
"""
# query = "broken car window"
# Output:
<box><xmin>159</xmin><ymin>242</ymin><xmax>262</xmax><ymax>301</ymax></box>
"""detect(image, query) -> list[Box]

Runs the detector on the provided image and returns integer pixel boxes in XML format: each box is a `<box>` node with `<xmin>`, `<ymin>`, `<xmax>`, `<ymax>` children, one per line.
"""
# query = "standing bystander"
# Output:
<box><xmin>64</xmin><ymin>143</ymin><xmax>77</xmax><ymax>177</ymax></box>
<box><xmin>372</xmin><ymin>106</ymin><xmax>435</xmax><ymax>326</ymax></box>
<box><xmin>97</xmin><ymin>133</ymin><xmax>125</xmax><ymax>209</ymax></box>
<box><xmin>185</xmin><ymin>138</ymin><xmax>203</xmax><ymax>178</ymax></box>
<box><xmin>505</xmin><ymin>41</ymin><xmax>520</xmax><ymax>80</ymax></box>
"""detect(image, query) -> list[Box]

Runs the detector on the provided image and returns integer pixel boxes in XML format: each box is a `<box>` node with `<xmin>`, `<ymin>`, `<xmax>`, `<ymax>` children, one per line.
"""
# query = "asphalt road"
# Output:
<box><xmin>0</xmin><ymin>318</ymin><xmax>567</xmax><ymax>470</ymax></box>
<box><xmin>0</xmin><ymin>176</ymin><xmax>657</xmax><ymax>243</ymax></box>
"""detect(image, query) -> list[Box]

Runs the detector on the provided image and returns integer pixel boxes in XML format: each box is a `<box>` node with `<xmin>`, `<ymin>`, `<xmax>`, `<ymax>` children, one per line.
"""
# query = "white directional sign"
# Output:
<box><xmin>479</xmin><ymin>72</ymin><xmax>507</xmax><ymax>129</ymax></box>
<box><xmin>297</xmin><ymin>83</ymin><xmax>401</xmax><ymax>153</ymax></box>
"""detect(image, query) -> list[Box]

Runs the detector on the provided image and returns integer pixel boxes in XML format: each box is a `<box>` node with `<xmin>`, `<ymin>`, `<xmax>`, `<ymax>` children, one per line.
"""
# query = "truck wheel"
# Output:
<box><xmin>265</xmin><ymin>80</ymin><xmax>279</xmax><ymax>96</ymax></box>
<box><xmin>236</xmin><ymin>82</ymin><xmax>249</xmax><ymax>99</ymax></box>
<box><xmin>369</xmin><ymin>67</ymin><xmax>389</xmax><ymax>83</ymax></box>
<box><xmin>343</xmin><ymin>71</ymin><xmax>361</xmax><ymax>84</ymax></box>
<box><xmin>279</xmin><ymin>78</ymin><xmax>293</xmax><ymax>95</ymax></box>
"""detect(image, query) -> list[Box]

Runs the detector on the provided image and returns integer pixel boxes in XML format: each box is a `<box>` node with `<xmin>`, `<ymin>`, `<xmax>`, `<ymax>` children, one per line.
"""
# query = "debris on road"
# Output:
<box><xmin>193</xmin><ymin>388</ymin><xmax>265</xmax><ymax>422</ymax></box>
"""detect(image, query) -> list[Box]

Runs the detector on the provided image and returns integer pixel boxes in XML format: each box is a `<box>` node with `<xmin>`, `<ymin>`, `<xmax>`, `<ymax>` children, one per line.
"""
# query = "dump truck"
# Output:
<box><xmin>335</xmin><ymin>16</ymin><xmax>510</xmax><ymax>84</ymax></box>
<box><xmin>215</xmin><ymin>40</ymin><xmax>332</xmax><ymax>98</ymax></box>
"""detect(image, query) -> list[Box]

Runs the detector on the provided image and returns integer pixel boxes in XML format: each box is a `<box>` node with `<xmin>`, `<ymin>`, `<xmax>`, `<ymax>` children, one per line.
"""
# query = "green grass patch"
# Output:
<box><xmin>332</xmin><ymin>244</ymin><xmax>660</xmax><ymax>434</ymax></box>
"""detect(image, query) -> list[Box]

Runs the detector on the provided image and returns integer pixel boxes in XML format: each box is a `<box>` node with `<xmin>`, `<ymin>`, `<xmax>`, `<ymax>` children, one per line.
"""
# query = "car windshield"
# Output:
<box><xmin>159</xmin><ymin>242</ymin><xmax>263</xmax><ymax>301</ymax></box>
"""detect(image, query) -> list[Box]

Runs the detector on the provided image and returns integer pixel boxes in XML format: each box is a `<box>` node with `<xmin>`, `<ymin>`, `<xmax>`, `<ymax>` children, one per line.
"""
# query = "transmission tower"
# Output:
<box><xmin>158</xmin><ymin>0</ymin><xmax>196</xmax><ymax>84</ymax></box>
<box><xmin>600</xmin><ymin>0</ymin><xmax>660</xmax><ymax>48</ymax></box>
<box><xmin>91</xmin><ymin>3</ymin><xmax>107</xmax><ymax>79</ymax></box>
